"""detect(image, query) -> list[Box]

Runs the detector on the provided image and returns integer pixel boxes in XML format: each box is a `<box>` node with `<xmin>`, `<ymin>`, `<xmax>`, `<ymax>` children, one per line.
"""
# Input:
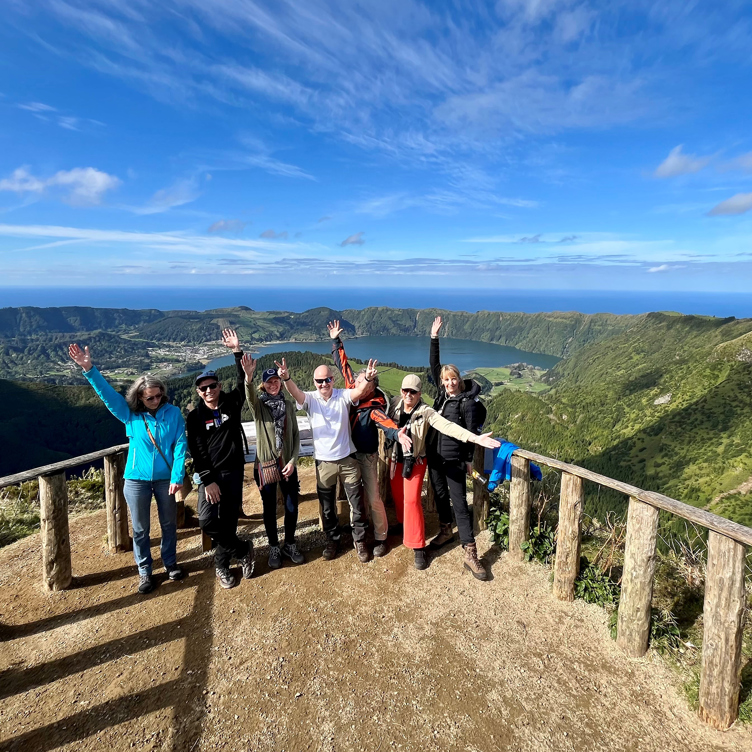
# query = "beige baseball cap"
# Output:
<box><xmin>401</xmin><ymin>374</ymin><xmax>422</xmax><ymax>391</ymax></box>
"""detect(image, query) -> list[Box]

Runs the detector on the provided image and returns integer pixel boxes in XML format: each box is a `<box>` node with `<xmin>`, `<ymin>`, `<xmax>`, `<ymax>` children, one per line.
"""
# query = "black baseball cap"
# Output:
<box><xmin>262</xmin><ymin>368</ymin><xmax>280</xmax><ymax>383</ymax></box>
<box><xmin>195</xmin><ymin>370</ymin><xmax>218</xmax><ymax>385</ymax></box>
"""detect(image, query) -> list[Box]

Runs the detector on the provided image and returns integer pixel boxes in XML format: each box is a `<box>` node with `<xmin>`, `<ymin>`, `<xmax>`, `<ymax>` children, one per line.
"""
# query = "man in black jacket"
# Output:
<box><xmin>426</xmin><ymin>316</ymin><xmax>488</xmax><ymax>580</ymax></box>
<box><xmin>186</xmin><ymin>328</ymin><xmax>254</xmax><ymax>589</ymax></box>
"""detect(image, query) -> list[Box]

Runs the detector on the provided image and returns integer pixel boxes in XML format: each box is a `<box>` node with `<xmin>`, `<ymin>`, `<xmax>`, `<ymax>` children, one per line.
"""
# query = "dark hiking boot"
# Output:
<box><xmin>216</xmin><ymin>568</ymin><xmax>237</xmax><ymax>589</ymax></box>
<box><xmin>354</xmin><ymin>541</ymin><xmax>370</xmax><ymax>563</ymax></box>
<box><xmin>322</xmin><ymin>540</ymin><xmax>339</xmax><ymax>561</ymax></box>
<box><xmin>241</xmin><ymin>549</ymin><xmax>255</xmax><ymax>579</ymax></box>
<box><xmin>138</xmin><ymin>573</ymin><xmax>154</xmax><ymax>594</ymax></box>
<box><xmin>373</xmin><ymin>540</ymin><xmax>389</xmax><ymax>558</ymax></box>
<box><xmin>268</xmin><ymin>545</ymin><xmax>282</xmax><ymax>570</ymax></box>
<box><xmin>429</xmin><ymin>523</ymin><xmax>455</xmax><ymax>549</ymax></box>
<box><xmin>463</xmin><ymin>542</ymin><xmax>488</xmax><ymax>581</ymax></box>
<box><xmin>414</xmin><ymin>548</ymin><xmax>429</xmax><ymax>570</ymax></box>
<box><xmin>166</xmin><ymin>565</ymin><xmax>184</xmax><ymax>581</ymax></box>
<box><xmin>281</xmin><ymin>542</ymin><xmax>305</xmax><ymax>565</ymax></box>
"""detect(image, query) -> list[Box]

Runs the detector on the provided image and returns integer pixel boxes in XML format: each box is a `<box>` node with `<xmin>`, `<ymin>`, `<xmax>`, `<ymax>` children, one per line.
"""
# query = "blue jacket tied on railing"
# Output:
<box><xmin>487</xmin><ymin>441</ymin><xmax>542</xmax><ymax>491</ymax></box>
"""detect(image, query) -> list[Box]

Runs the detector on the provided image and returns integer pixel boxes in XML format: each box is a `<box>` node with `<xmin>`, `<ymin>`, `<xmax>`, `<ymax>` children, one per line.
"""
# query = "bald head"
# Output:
<box><xmin>313</xmin><ymin>364</ymin><xmax>335</xmax><ymax>399</ymax></box>
<box><xmin>314</xmin><ymin>365</ymin><xmax>333</xmax><ymax>380</ymax></box>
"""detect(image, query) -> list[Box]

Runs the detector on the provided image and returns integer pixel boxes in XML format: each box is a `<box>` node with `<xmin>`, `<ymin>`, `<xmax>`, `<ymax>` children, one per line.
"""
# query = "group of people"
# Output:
<box><xmin>68</xmin><ymin>317</ymin><xmax>500</xmax><ymax>594</ymax></box>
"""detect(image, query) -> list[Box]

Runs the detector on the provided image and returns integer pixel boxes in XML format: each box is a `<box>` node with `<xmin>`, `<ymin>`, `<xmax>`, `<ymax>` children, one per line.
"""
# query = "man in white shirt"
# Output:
<box><xmin>275</xmin><ymin>357</ymin><xmax>378</xmax><ymax>562</ymax></box>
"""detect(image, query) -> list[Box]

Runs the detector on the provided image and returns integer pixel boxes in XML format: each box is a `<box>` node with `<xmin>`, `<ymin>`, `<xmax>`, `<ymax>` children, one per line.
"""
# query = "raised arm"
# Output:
<box><xmin>430</xmin><ymin>316</ymin><xmax>442</xmax><ymax>389</ymax></box>
<box><xmin>328</xmin><ymin>320</ymin><xmax>356</xmax><ymax>388</ymax></box>
<box><xmin>241</xmin><ymin>354</ymin><xmax>261</xmax><ymax>416</ymax></box>
<box><xmin>222</xmin><ymin>328</ymin><xmax>246</xmax><ymax>403</ymax></box>
<box><xmin>68</xmin><ymin>343</ymin><xmax>131</xmax><ymax>423</ymax></box>
<box><xmin>348</xmin><ymin>359</ymin><xmax>378</xmax><ymax>403</ymax></box>
<box><xmin>275</xmin><ymin>358</ymin><xmax>306</xmax><ymax>407</ymax></box>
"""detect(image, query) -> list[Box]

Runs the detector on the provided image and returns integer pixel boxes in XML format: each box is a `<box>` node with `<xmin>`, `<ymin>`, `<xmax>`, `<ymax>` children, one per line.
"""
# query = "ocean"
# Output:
<box><xmin>1</xmin><ymin>288</ymin><xmax>751</xmax><ymax>318</ymax></box>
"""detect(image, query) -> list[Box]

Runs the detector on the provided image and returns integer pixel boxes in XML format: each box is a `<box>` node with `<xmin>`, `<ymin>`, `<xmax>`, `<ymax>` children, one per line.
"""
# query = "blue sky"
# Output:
<box><xmin>1</xmin><ymin>0</ymin><xmax>752</xmax><ymax>292</ymax></box>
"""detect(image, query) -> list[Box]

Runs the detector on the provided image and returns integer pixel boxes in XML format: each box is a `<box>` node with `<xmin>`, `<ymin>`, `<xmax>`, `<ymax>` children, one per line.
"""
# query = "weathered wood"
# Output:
<box><xmin>472</xmin><ymin>444</ymin><xmax>490</xmax><ymax>534</ymax></box>
<box><xmin>698</xmin><ymin>532</ymin><xmax>747</xmax><ymax>730</ymax></box>
<box><xmin>617</xmin><ymin>496</ymin><xmax>659</xmax><ymax>657</ymax></box>
<box><xmin>0</xmin><ymin>444</ymin><xmax>129</xmax><ymax>489</ymax></box>
<box><xmin>39</xmin><ymin>473</ymin><xmax>72</xmax><ymax>591</ymax></box>
<box><xmin>173</xmin><ymin>473</ymin><xmax>192</xmax><ymax>528</ymax></box>
<box><xmin>513</xmin><ymin>448</ymin><xmax>752</xmax><ymax>547</ymax></box>
<box><xmin>553</xmin><ymin>472</ymin><xmax>584</xmax><ymax>602</ymax></box>
<box><xmin>104</xmin><ymin>452</ymin><xmax>131</xmax><ymax>553</ymax></box>
<box><xmin>509</xmin><ymin>455</ymin><xmax>531</xmax><ymax>561</ymax></box>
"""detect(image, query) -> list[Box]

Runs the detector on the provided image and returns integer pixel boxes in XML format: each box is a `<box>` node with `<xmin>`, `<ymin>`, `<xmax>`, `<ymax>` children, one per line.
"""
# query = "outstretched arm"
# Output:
<box><xmin>328</xmin><ymin>320</ymin><xmax>356</xmax><ymax>388</ymax></box>
<box><xmin>69</xmin><ymin>343</ymin><xmax>131</xmax><ymax>423</ymax></box>
<box><xmin>241</xmin><ymin>354</ymin><xmax>261</xmax><ymax>415</ymax></box>
<box><xmin>348</xmin><ymin>359</ymin><xmax>378</xmax><ymax>403</ymax></box>
<box><xmin>275</xmin><ymin>358</ymin><xmax>306</xmax><ymax>407</ymax></box>
<box><xmin>425</xmin><ymin>408</ymin><xmax>500</xmax><ymax>449</ymax></box>
<box><xmin>429</xmin><ymin>316</ymin><xmax>442</xmax><ymax>390</ymax></box>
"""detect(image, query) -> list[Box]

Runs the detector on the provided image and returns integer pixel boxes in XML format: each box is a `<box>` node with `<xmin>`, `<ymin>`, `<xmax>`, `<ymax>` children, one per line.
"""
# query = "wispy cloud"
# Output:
<box><xmin>207</xmin><ymin>219</ymin><xmax>247</xmax><ymax>234</ymax></box>
<box><xmin>259</xmin><ymin>229</ymin><xmax>289</xmax><ymax>239</ymax></box>
<box><xmin>0</xmin><ymin>166</ymin><xmax>121</xmax><ymax>205</ymax></box>
<box><xmin>654</xmin><ymin>145</ymin><xmax>712</xmax><ymax>178</ymax></box>
<box><xmin>340</xmin><ymin>232</ymin><xmax>365</xmax><ymax>247</ymax></box>
<box><xmin>707</xmin><ymin>193</ymin><xmax>752</xmax><ymax>217</ymax></box>
<box><xmin>130</xmin><ymin>177</ymin><xmax>201</xmax><ymax>215</ymax></box>
<box><xmin>17</xmin><ymin>102</ymin><xmax>57</xmax><ymax>112</ymax></box>
<box><xmin>647</xmin><ymin>264</ymin><xmax>685</xmax><ymax>273</ymax></box>
<box><xmin>318</xmin><ymin>216</ymin><xmax>332</xmax><ymax>223</ymax></box>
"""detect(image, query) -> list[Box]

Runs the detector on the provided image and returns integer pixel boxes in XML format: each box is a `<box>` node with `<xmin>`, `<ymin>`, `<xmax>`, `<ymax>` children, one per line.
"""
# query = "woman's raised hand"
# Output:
<box><xmin>68</xmin><ymin>343</ymin><xmax>92</xmax><ymax>371</ymax></box>
<box><xmin>475</xmin><ymin>432</ymin><xmax>501</xmax><ymax>449</ymax></box>
<box><xmin>222</xmin><ymin>328</ymin><xmax>240</xmax><ymax>352</ymax></box>
<box><xmin>430</xmin><ymin>316</ymin><xmax>442</xmax><ymax>338</ymax></box>
<box><xmin>240</xmin><ymin>353</ymin><xmax>256</xmax><ymax>379</ymax></box>
<box><xmin>327</xmin><ymin>320</ymin><xmax>343</xmax><ymax>339</ymax></box>
<box><xmin>274</xmin><ymin>358</ymin><xmax>289</xmax><ymax>380</ymax></box>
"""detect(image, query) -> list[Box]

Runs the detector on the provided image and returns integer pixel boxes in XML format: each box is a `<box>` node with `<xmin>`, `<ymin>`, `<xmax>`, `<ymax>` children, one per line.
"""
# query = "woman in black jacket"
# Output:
<box><xmin>426</xmin><ymin>316</ymin><xmax>488</xmax><ymax>580</ymax></box>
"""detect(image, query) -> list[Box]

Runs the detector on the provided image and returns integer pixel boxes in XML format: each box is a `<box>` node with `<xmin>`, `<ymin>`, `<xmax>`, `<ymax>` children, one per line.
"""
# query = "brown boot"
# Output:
<box><xmin>429</xmin><ymin>522</ymin><xmax>455</xmax><ymax>549</ymax></box>
<box><xmin>463</xmin><ymin>542</ymin><xmax>488</xmax><ymax>581</ymax></box>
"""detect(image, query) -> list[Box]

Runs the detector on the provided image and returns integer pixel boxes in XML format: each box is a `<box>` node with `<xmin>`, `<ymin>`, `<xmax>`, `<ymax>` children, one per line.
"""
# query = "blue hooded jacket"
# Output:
<box><xmin>83</xmin><ymin>367</ymin><xmax>187</xmax><ymax>485</ymax></box>
<box><xmin>487</xmin><ymin>441</ymin><xmax>542</xmax><ymax>491</ymax></box>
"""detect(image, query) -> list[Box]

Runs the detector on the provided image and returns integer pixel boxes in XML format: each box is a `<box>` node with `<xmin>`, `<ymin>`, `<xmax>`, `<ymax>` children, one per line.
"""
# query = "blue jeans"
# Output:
<box><xmin>123</xmin><ymin>479</ymin><xmax>178</xmax><ymax>576</ymax></box>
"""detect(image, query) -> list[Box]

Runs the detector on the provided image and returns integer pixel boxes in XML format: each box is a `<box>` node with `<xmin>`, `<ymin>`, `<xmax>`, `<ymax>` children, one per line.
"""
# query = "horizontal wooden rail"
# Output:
<box><xmin>513</xmin><ymin>448</ymin><xmax>752</xmax><ymax>547</ymax></box>
<box><xmin>0</xmin><ymin>444</ymin><xmax>129</xmax><ymax>490</ymax></box>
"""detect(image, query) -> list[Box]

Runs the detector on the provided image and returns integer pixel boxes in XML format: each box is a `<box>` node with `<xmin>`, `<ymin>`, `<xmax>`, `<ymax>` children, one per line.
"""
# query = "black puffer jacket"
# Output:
<box><xmin>427</xmin><ymin>337</ymin><xmax>486</xmax><ymax>463</ymax></box>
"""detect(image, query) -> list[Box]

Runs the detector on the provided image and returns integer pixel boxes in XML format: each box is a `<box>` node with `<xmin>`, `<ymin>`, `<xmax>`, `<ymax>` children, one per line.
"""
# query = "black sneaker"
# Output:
<box><xmin>240</xmin><ymin>550</ymin><xmax>255</xmax><ymax>579</ymax></box>
<box><xmin>281</xmin><ymin>542</ymin><xmax>305</xmax><ymax>565</ymax></box>
<box><xmin>166</xmin><ymin>565</ymin><xmax>184</xmax><ymax>581</ymax></box>
<box><xmin>414</xmin><ymin>548</ymin><xmax>428</xmax><ymax>570</ymax></box>
<box><xmin>216</xmin><ymin>568</ymin><xmax>236</xmax><ymax>589</ymax></box>
<box><xmin>138</xmin><ymin>573</ymin><xmax>154</xmax><ymax>594</ymax></box>
<box><xmin>373</xmin><ymin>540</ymin><xmax>389</xmax><ymax>558</ymax></box>
<box><xmin>322</xmin><ymin>540</ymin><xmax>339</xmax><ymax>561</ymax></box>
<box><xmin>268</xmin><ymin>545</ymin><xmax>282</xmax><ymax>570</ymax></box>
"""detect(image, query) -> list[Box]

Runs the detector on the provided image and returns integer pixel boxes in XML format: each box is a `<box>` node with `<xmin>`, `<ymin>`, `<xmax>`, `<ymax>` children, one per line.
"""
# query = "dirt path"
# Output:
<box><xmin>1</xmin><ymin>467</ymin><xmax>750</xmax><ymax>752</ymax></box>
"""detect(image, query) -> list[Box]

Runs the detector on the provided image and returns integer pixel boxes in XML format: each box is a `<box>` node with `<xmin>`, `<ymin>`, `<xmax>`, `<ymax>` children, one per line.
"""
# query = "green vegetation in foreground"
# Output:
<box><xmin>470</xmin><ymin>365</ymin><xmax>550</xmax><ymax>395</ymax></box>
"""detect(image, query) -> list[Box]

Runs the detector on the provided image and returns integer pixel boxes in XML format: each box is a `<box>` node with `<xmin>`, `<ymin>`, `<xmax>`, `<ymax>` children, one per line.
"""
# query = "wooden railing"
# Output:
<box><xmin>2</xmin><ymin>440</ymin><xmax>750</xmax><ymax>731</ymax></box>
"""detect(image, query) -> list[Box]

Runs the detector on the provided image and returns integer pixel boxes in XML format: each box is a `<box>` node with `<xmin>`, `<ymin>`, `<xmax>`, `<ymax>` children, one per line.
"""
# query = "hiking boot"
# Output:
<box><xmin>322</xmin><ymin>540</ymin><xmax>339</xmax><ymax>561</ymax></box>
<box><xmin>216</xmin><ymin>567</ymin><xmax>237</xmax><ymax>589</ymax></box>
<box><xmin>463</xmin><ymin>542</ymin><xmax>488</xmax><ymax>581</ymax></box>
<box><xmin>281</xmin><ymin>542</ymin><xmax>305</xmax><ymax>565</ymax></box>
<box><xmin>268</xmin><ymin>545</ymin><xmax>282</xmax><ymax>570</ymax></box>
<box><xmin>373</xmin><ymin>540</ymin><xmax>389</xmax><ymax>558</ymax></box>
<box><xmin>429</xmin><ymin>522</ymin><xmax>455</xmax><ymax>549</ymax></box>
<box><xmin>354</xmin><ymin>541</ymin><xmax>370</xmax><ymax>563</ymax></box>
<box><xmin>414</xmin><ymin>548</ymin><xmax>428</xmax><ymax>570</ymax></box>
<box><xmin>166</xmin><ymin>565</ymin><xmax>184</xmax><ymax>581</ymax></box>
<box><xmin>138</xmin><ymin>573</ymin><xmax>154</xmax><ymax>594</ymax></box>
<box><xmin>240</xmin><ymin>549</ymin><xmax>255</xmax><ymax>579</ymax></box>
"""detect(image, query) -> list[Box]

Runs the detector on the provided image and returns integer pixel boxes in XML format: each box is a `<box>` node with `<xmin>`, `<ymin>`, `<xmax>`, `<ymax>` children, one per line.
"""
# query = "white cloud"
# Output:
<box><xmin>654</xmin><ymin>145</ymin><xmax>711</xmax><ymax>178</ymax></box>
<box><xmin>340</xmin><ymin>232</ymin><xmax>365</xmax><ymax>247</ymax></box>
<box><xmin>131</xmin><ymin>178</ymin><xmax>200</xmax><ymax>215</ymax></box>
<box><xmin>259</xmin><ymin>229</ymin><xmax>289</xmax><ymax>239</ymax></box>
<box><xmin>647</xmin><ymin>264</ymin><xmax>685</xmax><ymax>273</ymax></box>
<box><xmin>207</xmin><ymin>219</ymin><xmax>247</xmax><ymax>234</ymax></box>
<box><xmin>17</xmin><ymin>102</ymin><xmax>57</xmax><ymax>112</ymax></box>
<box><xmin>723</xmin><ymin>151</ymin><xmax>752</xmax><ymax>173</ymax></box>
<box><xmin>707</xmin><ymin>193</ymin><xmax>752</xmax><ymax>217</ymax></box>
<box><xmin>0</xmin><ymin>166</ymin><xmax>121</xmax><ymax>205</ymax></box>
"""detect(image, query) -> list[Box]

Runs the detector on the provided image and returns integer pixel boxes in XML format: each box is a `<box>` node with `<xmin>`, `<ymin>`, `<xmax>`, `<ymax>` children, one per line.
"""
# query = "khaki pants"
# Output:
<box><xmin>315</xmin><ymin>455</ymin><xmax>367</xmax><ymax>542</ymax></box>
<box><xmin>355</xmin><ymin>452</ymin><xmax>388</xmax><ymax>542</ymax></box>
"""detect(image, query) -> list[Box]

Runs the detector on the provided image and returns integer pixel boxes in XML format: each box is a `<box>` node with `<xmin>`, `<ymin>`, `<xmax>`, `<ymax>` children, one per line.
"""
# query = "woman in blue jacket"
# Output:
<box><xmin>69</xmin><ymin>343</ymin><xmax>188</xmax><ymax>594</ymax></box>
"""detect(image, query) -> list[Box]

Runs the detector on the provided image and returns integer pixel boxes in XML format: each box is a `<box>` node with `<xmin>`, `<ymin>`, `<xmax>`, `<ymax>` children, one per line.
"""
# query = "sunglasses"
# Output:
<box><xmin>401</xmin><ymin>388</ymin><xmax>419</xmax><ymax>395</ymax></box>
<box><xmin>197</xmin><ymin>382</ymin><xmax>220</xmax><ymax>393</ymax></box>
<box><xmin>142</xmin><ymin>394</ymin><xmax>162</xmax><ymax>402</ymax></box>
<box><xmin>314</xmin><ymin>377</ymin><xmax>333</xmax><ymax>385</ymax></box>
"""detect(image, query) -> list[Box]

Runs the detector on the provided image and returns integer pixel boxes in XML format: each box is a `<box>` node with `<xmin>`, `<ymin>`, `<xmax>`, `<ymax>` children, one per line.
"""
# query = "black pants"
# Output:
<box><xmin>428</xmin><ymin>456</ymin><xmax>475</xmax><ymax>545</ymax></box>
<box><xmin>257</xmin><ymin>469</ymin><xmax>300</xmax><ymax>546</ymax></box>
<box><xmin>198</xmin><ymin>468</ymin><xmax>251</xmax><ymax>569</ymax></box>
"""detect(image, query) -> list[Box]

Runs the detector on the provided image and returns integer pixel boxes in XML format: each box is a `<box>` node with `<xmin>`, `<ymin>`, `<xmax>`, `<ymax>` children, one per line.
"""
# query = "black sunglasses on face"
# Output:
<box><xmin>197</xmin><ymin>382</ymin><xmax>219</xmax><ymax>392</ymax></box>
<box><xmin>401</xmin><ymin>388</ymin><xmax>418</xmax><ymax>395</ymax></box>
<box><xmin>142</xmin><ymin>394</ymin><xmax>162</xmax><ymax>402</ymax></box>
<box><xmin>314</xmin><ymin>377</ymin><xmax>333</xmax><ymax>385</ymax></box>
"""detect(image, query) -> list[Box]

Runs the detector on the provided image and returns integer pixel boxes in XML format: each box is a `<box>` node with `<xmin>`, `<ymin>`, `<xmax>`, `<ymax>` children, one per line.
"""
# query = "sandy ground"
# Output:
<box><xmin>0</xmin><ymin>466</ymin><xmax>750</xmax><ymax>752</ymax></box>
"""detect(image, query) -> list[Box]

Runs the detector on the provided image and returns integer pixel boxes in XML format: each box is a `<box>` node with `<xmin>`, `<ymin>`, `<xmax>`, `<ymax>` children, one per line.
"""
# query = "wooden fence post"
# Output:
<box><xmin>472</xmin><ymin>444</ymin><xmax>490</xmax><ymax>534</ymax></box>
<box><xmin>553</xmin><ymin>471</ymin><xmax>583</xmax><ymax>601</ymax></box>
<box><xmin>39</xmin><ymin>472</ymin><xmax>72</xmax><ymax>592</ymax></box>
<box><xmin>617</xmin><ymin>496</ymin><xmax>659</xmax><ymax>657</ymax></box>
<box><xmin>698</xmin><ymin>531</ymin><xmax>747</xmax><ymax>730</ymax></box>
<box><xmin>104</xmin><ymin>452</ymin><xmax>132</xmax><ymax>553</ymax></box>
<box><xmin>509</xmin><ymin>455</ymin><xmax>531</xmax><ymax>561</ymax></box>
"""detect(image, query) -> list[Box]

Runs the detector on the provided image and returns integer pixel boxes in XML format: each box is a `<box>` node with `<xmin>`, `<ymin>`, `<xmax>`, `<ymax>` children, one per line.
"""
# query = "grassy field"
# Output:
<box><xmin>471</xmin><ymin>366</ymin><xmax>549</xmax><ymax>395</ymax></box>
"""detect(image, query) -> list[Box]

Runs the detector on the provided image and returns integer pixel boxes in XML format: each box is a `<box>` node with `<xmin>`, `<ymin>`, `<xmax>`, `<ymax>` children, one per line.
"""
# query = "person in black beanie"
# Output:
<box><xmin>186</xmin><ymin>328</ymin><xmax>254</xmax><ymax>589</ymax></box>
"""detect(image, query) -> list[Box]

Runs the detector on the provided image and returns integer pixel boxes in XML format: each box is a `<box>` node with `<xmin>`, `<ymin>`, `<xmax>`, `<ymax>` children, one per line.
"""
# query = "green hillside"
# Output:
<box><xmin>484</xmin><ymin>313</ymin><xmax>752</xmax><ymax>528</ymax></box>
